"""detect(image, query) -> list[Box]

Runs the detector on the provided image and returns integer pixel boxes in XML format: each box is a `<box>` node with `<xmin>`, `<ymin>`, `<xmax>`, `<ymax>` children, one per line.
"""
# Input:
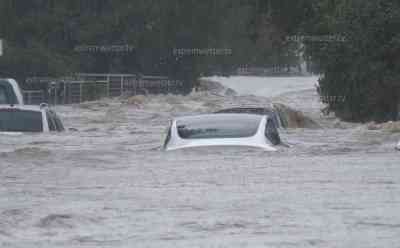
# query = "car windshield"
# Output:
<box><xmin>0</xmin><ymin>109</ymin><xmax>43</xmax><ymax>132</ymax></box>
<box><xmin>176</xmin><ymin>115</ymin><xmax>261</xmax><ymax>139</ymax></box>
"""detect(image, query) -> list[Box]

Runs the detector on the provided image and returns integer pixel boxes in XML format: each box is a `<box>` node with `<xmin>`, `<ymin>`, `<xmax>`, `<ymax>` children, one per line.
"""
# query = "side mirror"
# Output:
<box><xmin>39</xmin><ymin>103</ymin><xmax>49</xmax><ymax>109</ymax></box>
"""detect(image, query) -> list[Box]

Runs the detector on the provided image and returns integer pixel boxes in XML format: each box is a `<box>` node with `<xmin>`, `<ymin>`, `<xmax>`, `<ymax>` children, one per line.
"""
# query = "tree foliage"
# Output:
<box><xmin>0</xmin><ymin>1</ymin><xmax>307</xmax><ymax>86</ymax></box>
<box><xmin>301</xmin><ymin>0</ymin><xmax>400</xmax><ymax>122</ymax></box>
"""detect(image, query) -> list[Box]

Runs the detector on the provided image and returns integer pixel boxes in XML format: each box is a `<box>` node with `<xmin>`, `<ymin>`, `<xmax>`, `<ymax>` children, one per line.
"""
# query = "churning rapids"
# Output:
<box><xmin>1</xmin><ymin>76</ymin><xmax>399</xmax><ymax>248</ymax></box>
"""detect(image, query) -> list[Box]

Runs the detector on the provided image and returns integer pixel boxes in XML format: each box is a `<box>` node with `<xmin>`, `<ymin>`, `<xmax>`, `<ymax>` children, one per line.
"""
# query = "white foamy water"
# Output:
<box><xmin>1</xmin><ymin>77</ymin><xmax>399</xmax><ymax>248</ymax></box>
<box><xmin>207</xmin><ymin>76</ymin><xmax>319</xmax><ymax>98</ymax></box>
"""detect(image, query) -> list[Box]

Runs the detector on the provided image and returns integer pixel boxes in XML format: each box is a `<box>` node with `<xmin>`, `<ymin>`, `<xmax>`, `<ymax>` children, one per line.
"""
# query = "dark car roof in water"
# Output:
<box><xmin>215</xmin><ymin>107</ymin><xmax>274</xmax><ymax>115</ymax></box>
<box><xmin>214</xmin><ymin>107</ymin><xmax>281</xmax><ymax>127</ymax></box>
<box><xmin>176</xmin><ymin>113</ymin><xmax>263</xmax><ymax>124</ymax></box>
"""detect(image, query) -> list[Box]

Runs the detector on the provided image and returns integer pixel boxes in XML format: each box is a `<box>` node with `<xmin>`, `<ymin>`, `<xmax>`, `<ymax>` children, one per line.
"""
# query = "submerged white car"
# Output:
<box><xmin>0</xmin><ymin>104</ymin><xmax>64</xmax><ymax>133</ymax></box>
<box><xmin>163</xmin><ymin>113</ymin><xmax>281</xmax><ymax>151</ymax></box>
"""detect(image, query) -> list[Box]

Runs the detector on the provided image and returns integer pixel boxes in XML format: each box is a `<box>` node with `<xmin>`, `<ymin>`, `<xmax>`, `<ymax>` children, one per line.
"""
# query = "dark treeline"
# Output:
<box><xmin>0</xmin><ymin>0</ymin><xmax>296</xmax><ymax>88</ymax></box>
<box><xmin>0</xmin><ymin>0</ymin><xmax>399</xmax><ymax>122</ymax></box>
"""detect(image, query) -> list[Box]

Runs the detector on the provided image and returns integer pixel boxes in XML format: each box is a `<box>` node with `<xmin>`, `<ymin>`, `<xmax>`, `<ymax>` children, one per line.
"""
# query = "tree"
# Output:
<box><xmin>306</xmin><ymin>0</ymin><xmax>400</xmax><ymax>122</ymax></box>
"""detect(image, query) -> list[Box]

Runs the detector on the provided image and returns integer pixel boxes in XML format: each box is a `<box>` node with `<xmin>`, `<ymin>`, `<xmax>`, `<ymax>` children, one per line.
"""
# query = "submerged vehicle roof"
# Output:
<box><xmin>164</xmin><ymin>113</ymin><xmax>280</xmax><ymax>151</ymax></box>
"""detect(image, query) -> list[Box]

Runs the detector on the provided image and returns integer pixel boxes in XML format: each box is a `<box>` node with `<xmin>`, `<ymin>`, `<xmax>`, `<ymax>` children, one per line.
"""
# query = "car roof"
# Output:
<box><xmin>0</xmin><ymin>78</ymin><xmax>18</xmax><ymax>86</ymax></box>
<box><xmin>0</xmin><ymin>78</ymin><xmax>25</xmax><ymax>104</ymax></box>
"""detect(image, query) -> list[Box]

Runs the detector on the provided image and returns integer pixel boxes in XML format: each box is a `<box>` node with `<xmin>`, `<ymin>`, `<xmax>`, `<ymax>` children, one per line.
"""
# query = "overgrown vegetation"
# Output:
<box><xmin>299</xmin><ymin>0</ymin><xmax>400</xmax><ymax>122</ymax></box>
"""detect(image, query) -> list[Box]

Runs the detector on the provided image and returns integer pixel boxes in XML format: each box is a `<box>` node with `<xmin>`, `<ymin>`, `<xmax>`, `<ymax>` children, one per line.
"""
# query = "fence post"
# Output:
<box><xmin>106</xmin><ymin>74</ymin><xmax>110</xmax><ymax>97</ymax></box>
<box><xmin>79</xmin><ymin>82</ymin><xmax>83</xmax><ymax>103</ymax></box>
<box><xmin>120</xmin><ymin>75</ymin><xmax>124</xmax><ymax>96</ymax></box>
<box><xmin>54</xmin><ymin>87</ymin><xmax>57</xmax><ymax>106</ymax></box>
<box><xmin>63</xmin><ymin>82</ymin><xmax>67</xmax><ymax>104</ymax></box>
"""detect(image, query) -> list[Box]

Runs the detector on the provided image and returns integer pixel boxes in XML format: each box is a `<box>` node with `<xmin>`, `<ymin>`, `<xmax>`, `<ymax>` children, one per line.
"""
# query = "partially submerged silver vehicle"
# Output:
<box><xmin>0</xmin><ymin>104</ymin><xmax>64</xmax><ymax>133</ymax></box>
<box><xmin>396</xmin><ymin>141</ymin><xmax>400</xmax><ymax>151</ymax></box>
<box><xmin>164</xmin><ymin>113</ymin><xmax>281</xmax><ymax>151</ymax></box>
<box><xmin>0</xmin><ymin>79</ymin><xmax>24</xmax><ymax>105</ymax></box>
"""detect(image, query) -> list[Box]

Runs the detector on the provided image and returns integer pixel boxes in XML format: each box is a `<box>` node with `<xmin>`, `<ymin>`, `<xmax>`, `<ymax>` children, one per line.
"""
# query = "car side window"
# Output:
<box><xmin>0</xmin><ymin>109</ymin><xmax>43</xmax><ymax>132</ymax></box>
<box><xmin>0</xmin><ymin>86</ymin><xmax>9</xmax><ymax>104</ymax></box>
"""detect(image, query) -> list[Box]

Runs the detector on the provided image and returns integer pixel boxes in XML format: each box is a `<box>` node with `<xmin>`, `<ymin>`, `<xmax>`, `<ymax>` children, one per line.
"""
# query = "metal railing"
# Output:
<box><xmin>23</xmin><ymin>90</ymin><xmax>45</xmax><ymax>105</ymax></box>
<box><xmin>23</xmin><ymin>73</ymin><xmax>184</xmax><ymax>105</ymax></box>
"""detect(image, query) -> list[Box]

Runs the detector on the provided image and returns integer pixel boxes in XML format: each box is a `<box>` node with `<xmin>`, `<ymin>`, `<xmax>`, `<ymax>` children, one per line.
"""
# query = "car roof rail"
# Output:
<box><xmin>39</xmin><ymin>103</ymin><xmax>49</xmax><ymax>109</ymax></box>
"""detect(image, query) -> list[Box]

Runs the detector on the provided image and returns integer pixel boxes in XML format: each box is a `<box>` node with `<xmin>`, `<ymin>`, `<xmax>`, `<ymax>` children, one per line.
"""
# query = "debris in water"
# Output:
<box><xmin>367</xmin><ymin>121</ymin><xmax>400</xmax><ymax>133</ymax></box>
<box><xmin>272</xmin><ymin>103</ymin><xmax>321</xmax><ymax>129</ymax></box>
<box><xmin>126</xmin><ymin>95</ymin><xmax>146</xmax><ymax>107</ymax></box>
<box><xmin>37</xmin><ymin>214</ymin><xmax>74</xmax><ymax>229</ymax></box>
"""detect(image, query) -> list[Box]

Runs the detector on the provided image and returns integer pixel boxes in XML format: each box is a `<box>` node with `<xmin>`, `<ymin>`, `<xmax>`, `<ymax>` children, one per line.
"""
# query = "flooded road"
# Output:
<box><xmin>1</xmin><ymin>77</ymin><xmax>399</xmax><ymax>247</ymax></box>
